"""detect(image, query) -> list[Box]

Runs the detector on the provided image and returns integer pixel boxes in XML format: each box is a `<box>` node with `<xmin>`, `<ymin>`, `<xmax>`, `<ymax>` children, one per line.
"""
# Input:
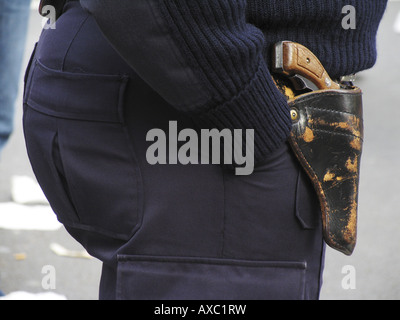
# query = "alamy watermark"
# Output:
<box><xmin>341</xmin><ymin>265</ymin><xmax>356</xmax><ymax>290</ymax></box>
<box><xmin>41</xmin><ymin>265</ymin><xmax>56</xmax><ymax>290</ymax></box>
<box><xmin>41</xmin><ymin>5</ymin><xmax>57</xmax><ymax>30</ymax></box>
<box><xmin>342</xmin><ymin>5</ymin><xmax>356</xmax><ymax>30</ymax></box>
<box><xmin>146</xmin><ymin>121</ymin><xmax>255</xmax><ymax>176</ymax></box>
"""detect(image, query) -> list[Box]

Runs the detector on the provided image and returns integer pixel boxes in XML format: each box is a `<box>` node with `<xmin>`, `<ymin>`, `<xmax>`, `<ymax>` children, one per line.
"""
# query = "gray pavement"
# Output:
<box><xmin>321</xmin><ymin>1</ymin><xmax>400</xmax><ymax>300</ymax></box>
<box><xmin>0</xmin><ymin>2</ymin><xmax>399</xmax><ymax>300</ymax></box>
<box><xmin>0</xmin><ymin>4</ymin><xmax>102</xmax><ymax>300</ymax></box>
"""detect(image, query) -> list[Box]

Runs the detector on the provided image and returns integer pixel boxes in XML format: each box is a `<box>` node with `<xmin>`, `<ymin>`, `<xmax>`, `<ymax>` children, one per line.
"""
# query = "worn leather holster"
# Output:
<box><xmin>292</xmin><ymin>88</ymin><xmax>362</xmax><ymax>255</ymax></box>
<box><xmin>276</xmin><ymin>77</ymin><xmax>364</xmax><ymax>255</ymax></box>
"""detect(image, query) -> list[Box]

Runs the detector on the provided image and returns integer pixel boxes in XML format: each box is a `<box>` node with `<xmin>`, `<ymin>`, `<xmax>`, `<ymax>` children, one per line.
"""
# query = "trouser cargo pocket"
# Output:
<box><xmin>23</xmin><ymin>59</ymin><xmax>143</xmax><ymax>242</ymax></box>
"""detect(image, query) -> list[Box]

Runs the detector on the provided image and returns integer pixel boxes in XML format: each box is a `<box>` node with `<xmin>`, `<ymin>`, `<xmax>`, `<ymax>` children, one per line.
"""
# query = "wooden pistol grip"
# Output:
<box><xmin>280</xmin><ymin>42</ymin><xmax>340</xmax><ymax>90</ymax></box>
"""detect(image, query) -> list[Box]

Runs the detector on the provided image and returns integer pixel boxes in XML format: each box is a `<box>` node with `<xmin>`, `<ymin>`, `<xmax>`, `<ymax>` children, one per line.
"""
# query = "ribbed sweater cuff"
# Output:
<box><xmin>192</xmin><ymin>61</ymin><xmax>292</xmax><ymax>164</ymax></box>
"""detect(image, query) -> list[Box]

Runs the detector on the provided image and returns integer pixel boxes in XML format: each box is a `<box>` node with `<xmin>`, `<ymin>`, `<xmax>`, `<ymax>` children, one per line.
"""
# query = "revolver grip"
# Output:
<box><xmin>273</xmin><ymin>41</ymin><xmax>341</xmax><ymax>91</ymax></box>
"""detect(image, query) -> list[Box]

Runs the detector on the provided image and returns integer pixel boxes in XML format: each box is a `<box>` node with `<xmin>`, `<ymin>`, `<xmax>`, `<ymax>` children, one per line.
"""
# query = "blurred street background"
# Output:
<box><xmin>0</xmin><ymin>0</ymin><xmax>399</xmax><ymax>300</ymax></box>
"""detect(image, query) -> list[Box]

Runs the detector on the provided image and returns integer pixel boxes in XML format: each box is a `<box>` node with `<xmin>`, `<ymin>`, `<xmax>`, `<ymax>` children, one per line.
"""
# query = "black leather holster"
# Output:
<box><xmin>282</xmin><ymin>83</ymin><xmax>363</xmax><ymax>256</ymax></box>
<box><xmin>289</xmin><ymin>88</ymin><xmax>363</xmax><ymax>255</ymax></box>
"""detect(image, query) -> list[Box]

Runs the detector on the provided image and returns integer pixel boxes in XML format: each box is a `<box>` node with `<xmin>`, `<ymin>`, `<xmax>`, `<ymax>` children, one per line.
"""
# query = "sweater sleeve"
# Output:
<box><xmin>80</xmin><ymin>0</ymin><xmax>292</xmax><ymax>163</ymax></box>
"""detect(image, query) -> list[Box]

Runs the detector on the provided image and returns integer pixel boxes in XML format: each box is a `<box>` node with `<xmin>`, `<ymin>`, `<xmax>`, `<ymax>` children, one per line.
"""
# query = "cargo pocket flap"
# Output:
<box><xmin>116</xmin><ymin>255</ymin><xmax>306</xmax><ymax>300</ymax></box>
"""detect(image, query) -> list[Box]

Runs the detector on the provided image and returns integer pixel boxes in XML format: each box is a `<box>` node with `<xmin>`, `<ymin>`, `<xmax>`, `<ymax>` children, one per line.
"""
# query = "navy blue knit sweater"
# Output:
<box><xmin>81</xmin><ymin>0</ymin><xmax>388</xmax><ymax>164</ymax></box>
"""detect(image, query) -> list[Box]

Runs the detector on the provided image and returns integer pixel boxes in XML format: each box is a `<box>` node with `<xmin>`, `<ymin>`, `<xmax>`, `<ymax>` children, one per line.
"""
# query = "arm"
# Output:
<box><xmin>80</xmin><ymin>0</ymin><xmax>292</xmax><ymax>163</ymax></box>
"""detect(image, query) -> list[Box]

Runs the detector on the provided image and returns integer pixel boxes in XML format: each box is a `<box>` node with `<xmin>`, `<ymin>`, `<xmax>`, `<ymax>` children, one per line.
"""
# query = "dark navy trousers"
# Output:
<box><xmin>23</xmin><ymin>1</ymin><xmax>325</xmax><ymax>300</ymax></box>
